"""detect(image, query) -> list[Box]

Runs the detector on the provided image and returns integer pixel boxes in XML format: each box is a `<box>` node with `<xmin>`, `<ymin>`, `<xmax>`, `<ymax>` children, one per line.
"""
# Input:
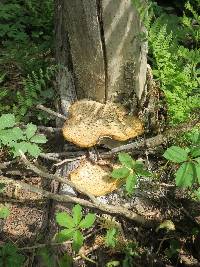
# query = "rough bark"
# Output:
<box><xmin>56</xmin><ymin>0</ymin><xmax>147</xmax><ymax>108</ymax></box>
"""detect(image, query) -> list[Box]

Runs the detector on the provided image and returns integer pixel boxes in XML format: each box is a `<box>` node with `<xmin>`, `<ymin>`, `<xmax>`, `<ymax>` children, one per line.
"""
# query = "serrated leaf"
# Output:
<box><xmin>0</xmin><ymin>206</ymin><xmax>10</xmax><ymax>219</ymax></box>
<box><xmin>25</xmin><ymin>123</ymin><xmax>37</xmax><ymax>139</ymax></box>
<box><xmin>79</xmin><ymin>213</ymin><xmax>96</xmax><ymax>229</ymax></box>
<box><xmin>191</xmin><ymin>147</ymin><xmax>200</xmax><ymax>158</ymax></box>
<box><xmin>105</xmin><ymin>228</ymin><xmax>118</xmax><ymax>248</ymax></box>
<box><xmin>111</xmin><ymin>167</ymin><xmax>130</xmax><ymax>179</ymax></box>
<box><xmin>56</xmin><ymin>212</ymin><xmax>74</xmax><ymax>228</ymax></box>
<box><xmin>72</xmin><ymin>204</ymin><xmax>82</xmax><ymax>226</ymax></box>
<box><xmin>118</xmin><ymin>153</ymin><xmax>134</xmax><ymax>168</ymax></box>
<box><xmin>11</xmin><ymin>127</ymin><xmax>25</xmax><ymax>140</ymax></box>
<box><xmin>12</xmin><ymin>141</ymin><xmax>28</xmax><ymax>157</ymax></box>
<box><xmin>58</xmin><ymin>254</ymin><xmax>73</xmax><ymax>267</ymax></box>
<box><xmin>72</xmin><ymin>230</ymin><xmax>84</xmax><ymax>253</ymax></box>
<box><xmin>26</xmin><ymin>143</ymin><xmax>41</xmax><ymax>158</ymax></box>
<box><xmin>125</xmin><ymin>173</ymin><xmax>137</xmax><ymax>194</ymax></box>
<box><xmin>163</xmin><ymin>146</ymin><xmax>189</xmax><ymax>163</ymax></box>
<box><xmin>30</xmin><ymin>134</ymin><xmax>47</xmax><ymax>144</ymax></box>
<box><xmin>0</xmin><ymin>113</ymin><xmax>15</xmax><ymax>130</ymax></box>
<box><xmin>175</xmin><ymin>162</ymin><xmax>195</xmax><ymax>187</ymax></box>
<box><xmin>56</xmin><ymin>229</ymin><xmax>75</xmax><ymax>242</ymax></box>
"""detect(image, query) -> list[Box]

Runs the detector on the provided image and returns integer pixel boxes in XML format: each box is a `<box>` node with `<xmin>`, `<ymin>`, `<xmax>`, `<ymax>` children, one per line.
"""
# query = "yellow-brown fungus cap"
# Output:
<box><xmin>62</xmin><ymin>100</ymin><xmax>144</xmax><ymax>147</ymax></box>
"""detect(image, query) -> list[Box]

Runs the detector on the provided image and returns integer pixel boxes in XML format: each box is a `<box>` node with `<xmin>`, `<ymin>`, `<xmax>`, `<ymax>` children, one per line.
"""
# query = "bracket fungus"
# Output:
<box><xmin>62</xmin><ymin>100</ymin><xmax>144</xmax><ymax>147</ymax></box>
<box><xmin>69</xmin><ymin>160</ymin><xmax>122</xmax><ymax>196</ymax></box>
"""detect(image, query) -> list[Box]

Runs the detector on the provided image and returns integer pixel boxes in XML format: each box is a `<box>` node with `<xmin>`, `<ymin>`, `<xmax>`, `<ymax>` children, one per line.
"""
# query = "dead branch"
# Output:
<box><xmin>37</xmin><ymin>125</ymin><xmax>62</xmax><ymax>134</ymax></box>
<box><xmin>36</xmin><ymin>104</ymin><xmax>66</xmax><ymax>120</ymax></box>
<box><xmin>1</xmin><ymin>175</ymin><xmax>150</xmax><ymax>227</ymax></box>
<box><xmin>102</xmin><ymin>119</ymin><xmax>199</xmax><ymax>156</ymax></box>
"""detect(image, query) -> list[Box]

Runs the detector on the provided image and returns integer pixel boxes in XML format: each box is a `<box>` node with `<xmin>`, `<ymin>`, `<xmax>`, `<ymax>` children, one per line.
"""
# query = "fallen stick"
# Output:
<box><xmin>102</xmin><ymin>119</ymin><xmax>199</xmax><ymax>156</ymax></box>
<box><xmin>1</xmin><ymin>175</ymin><xmax>150</xmax><ymax>227</ymax></box>
<box><xmin>36</xmin><ymin>104</ymin><xmax>66</xmax><ymax>120</ymax></box>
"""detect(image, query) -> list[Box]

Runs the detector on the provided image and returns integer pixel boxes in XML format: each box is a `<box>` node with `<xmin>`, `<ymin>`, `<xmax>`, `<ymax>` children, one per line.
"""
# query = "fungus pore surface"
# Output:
<box><xmin>69</xmin><ymin>160</ymin><xmax>121</xmax><ymax>196</ymax></box>
<box><xmin>62</xmin><ymin>100</ymin><xmax>144</xmax><ymax>147</ymax></box>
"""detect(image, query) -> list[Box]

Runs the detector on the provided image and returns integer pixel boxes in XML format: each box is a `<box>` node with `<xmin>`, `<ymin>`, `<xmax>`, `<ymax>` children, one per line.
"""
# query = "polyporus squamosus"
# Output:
<box><xmin>69</xmin><ymin>160</ymin><xmax>122</xmax><ymax>196</ymax></box>
<box><xmin>62</xmin><ymin>100</ymin><xmax>144</xmax><ymax>147</ymax></box>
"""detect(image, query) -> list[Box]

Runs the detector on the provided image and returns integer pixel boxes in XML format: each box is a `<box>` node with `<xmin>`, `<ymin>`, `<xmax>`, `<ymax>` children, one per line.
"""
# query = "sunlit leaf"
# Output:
<box><xmin>163</xmin><ymin>146</ymin><xmax>188</xmax><ymax>163</ymax></box>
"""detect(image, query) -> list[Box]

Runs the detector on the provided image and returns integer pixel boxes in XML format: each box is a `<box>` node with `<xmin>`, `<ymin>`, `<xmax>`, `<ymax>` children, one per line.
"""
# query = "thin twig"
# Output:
<box><xmin>37</xmin><ymin>126</ymin><xmax>62</xmax><ymax>134</ymax></box>
<box><xmin>54</xmin><ymin>156</ymin><xmax>85</xmax><ymax>166</ymax></box>
<box><xmin>18</xmin><ymin>241</ymin><xmax>72</xmax><ymax>251</ymax></box>
<box><xmin>39</xmin><ymin>151</ymin><xmax>86</xmax><ymax>158</ymax></box>
<box><xmin>36</xmin><ymin>104</ymin><xmax>66</xmax><ymax>120</ymax></box>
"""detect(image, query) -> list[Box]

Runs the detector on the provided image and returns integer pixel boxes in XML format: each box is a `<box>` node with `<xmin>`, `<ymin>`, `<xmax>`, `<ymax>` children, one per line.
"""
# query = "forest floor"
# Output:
<box><xmin>0</xmin><ymin>84</ymin><xmax>200</xmax><ymax>266</ymax></box>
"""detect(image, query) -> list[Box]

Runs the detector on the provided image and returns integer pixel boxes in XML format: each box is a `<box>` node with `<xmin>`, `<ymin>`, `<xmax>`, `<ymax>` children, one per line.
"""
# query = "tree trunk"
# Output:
<box><xmin>55</xmin><ymin>0</ymin><xmax>147</xmax><ymax>112</ymax></box>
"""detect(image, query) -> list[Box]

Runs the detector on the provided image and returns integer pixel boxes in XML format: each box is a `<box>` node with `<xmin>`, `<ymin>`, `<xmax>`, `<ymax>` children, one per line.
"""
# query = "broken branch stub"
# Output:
<box><xmin>62</xmin><ymin>100</ymin><xmax>144</xmax><ymax>147</ymax></box>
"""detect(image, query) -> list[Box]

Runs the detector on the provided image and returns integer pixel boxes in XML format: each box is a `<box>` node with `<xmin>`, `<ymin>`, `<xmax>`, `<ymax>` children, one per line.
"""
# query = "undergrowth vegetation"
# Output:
<box><xmin>0</xmin><ymin>0</ymin><xmax>200</xmax><ymax>266</ymax></box>
<box><xmin>137</xmin><ymin>0</ymin><xmax>200</xmax><ymax>124</ymax></box>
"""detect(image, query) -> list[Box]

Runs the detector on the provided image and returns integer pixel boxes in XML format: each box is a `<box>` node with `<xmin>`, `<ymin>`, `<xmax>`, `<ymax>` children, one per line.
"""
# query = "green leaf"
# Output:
<box><xmin>0</xmin><ymin>206</ymin><xmax>10</xmax><ymax>219</ymax></box>
<box><xmin>163</xmin><ymin>146</ymin><xmax>189</xmax><ymax>163</ymax></box>
<box><xmin>195</xmin><ymin>188</ymin><xmax>200</xmax><ymax>200</ymax></box>
<box><xmin>111</xmin><ymin>167</ymin><xmax>130</xmax><ymax>179</ymax></box>
<box><xmin>72</xmin><ymin>204</ymin><xmax>82</xmax><ymax>226</ymax></box>
<box><xmin>56</xmin><ymin>229</ymin><xmax>75</xmax><ymax>242</ymax></box>
<box><xmin>194</xmin><ymin>163</ymin><xmax>200</xmax><ymax>184</ymax></box>
<box><xmin>11</xmin><ymin>127</ymin><xmax>25</xmax><ymax>140</ymax></box>
<box><xmin>0</xmin><ymin>183</ymin><xmax>5</xmax><ymax>193</ymax></box>
<box><xmin>56</xmin><ymin>212</ymin><xmax>74</xmax><ymax>228</ymax></box>
<box><xmin>25</xmin><ymin>123</ymin><xmax>37</xmax><ymax>139</ymax></box>
<box><xmin>106</xmin><ymin>261</ymin><xmax>120</xmax><ymax>267</ymax></box>
<box><xmin>79</xmin><ymin>213</ymin><xmax>96</xmax><ymax>229</ymax></box>
<box><xmin>0</xmin><ymin>243</ymin><xmax>25</xmax><ymax>267</ymax></box>
<box><xmin>72</xmin><ymin>230</ymin><xmax>84</xmax><ymax>253</ymax></box>
<box><xmin>26</xmin><ymin>143</ymin><xmax>41</xmax><ymax>158</ymax></box>
<box><xmin>58</xmin><ymin>254</ymin><xmax>73</xmax><ymax>267</ymax></box>
<box><xmin>105</xmin><ymin>228</ymin><xmax>118</xmax><ymax>248</ymax></box>
<box><xmin>30</xmin><ymin>134</ymin><xmax>47</xmax><ymax>144</ymax></box>
<box><xmin>0</xmin><ymin>114</ymin><xmax>15</xmax><ymax>130</ymax></box>
<box><xmin>118</xmin><ymin>153</ymin><xmax>134</xmax><ymax>168</ymax></box>
<box><xmin>134</xmin><ymin>161</ymin><xmax>152</xmax><ymax>177</ymax></box>
<box><xmin>175</xmin><ymin>162</ymin><xmax>195</xmax><ymax>187</ymax></box>
<box><xmin>38</xmin><ymin>248</ymin><xmax>54</xmax><ymax>267</ymax></box>
<box><xmin>125</xmin><ymin>173</ymin><xmax>137</xmax><ymax>194</ymax></box>
<box><xmin>191</xmin><ymin>147</ymin><xmax>200</xmax><ymax>158</ymax></box>
<box><xmin>12</xmin><ymin>141</ymin><xmax>28</xmax><ymax>157</ymax></box>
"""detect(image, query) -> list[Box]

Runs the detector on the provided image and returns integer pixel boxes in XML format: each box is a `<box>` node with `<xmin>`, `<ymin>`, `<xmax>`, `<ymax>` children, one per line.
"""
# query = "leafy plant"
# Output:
<box><xmin>105</xmin><ymin>228</ymin><xmax>119</xmax><ymax>248</ymax></box>
<box><xmin>111</xmin><ymin>153</ymin><xmax>151</xmax><ymax>195</ymax></box>
<box><xmin>0</xmin><ymin>243</ymin><xmax>25</xmax><ymax>267</ymax></box>
<box><xmin>122</xmin><ymin>242</ymin><xmax>139</xmax><ymax>267</ymax></box>
<box><xmin>13</xmin><ymin>65</ymin><xmax>57</xmax><ymax>122</ymax></box>
<box><xmin>165</xmin><ymin>239</ymin><xmax>180</xmax><ymax>259</ymax></box>
<box><xmin>0</xmin><ymin>113</ymin><xmax>47</xmax><ymax>157</ymax></box>
<box><xmin>0</xmin><ymin>205</ymin><xmax>10</xmax><ymax>219</ymax></box>
<box><xmin>135</xmin><ymin>0</ymin><xmax>200</xmax><ymax>124</ymax></box>
<box><xmin>163</xmin><ymin>131</ymin><xmax>200</xmax><ymax>196</ymax></box>
<box><xmin>55</xmin><ymin>204</ymin><xmax>96</xmax><ymax>253</ymax></box>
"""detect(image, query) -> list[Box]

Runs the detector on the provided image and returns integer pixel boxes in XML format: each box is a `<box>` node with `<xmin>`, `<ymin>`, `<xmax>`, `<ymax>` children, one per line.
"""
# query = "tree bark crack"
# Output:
<box><xmin>96</xmin><ymin>0</ymin><xmax>108</xmax><ymax>102</ymax></box>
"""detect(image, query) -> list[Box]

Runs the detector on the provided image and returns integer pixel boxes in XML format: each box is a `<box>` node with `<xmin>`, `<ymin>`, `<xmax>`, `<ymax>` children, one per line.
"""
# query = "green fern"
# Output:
<box><xmin>15</xmin><ymin>65</ymin><xmax>57</xmax><ymax>121</ymax></box>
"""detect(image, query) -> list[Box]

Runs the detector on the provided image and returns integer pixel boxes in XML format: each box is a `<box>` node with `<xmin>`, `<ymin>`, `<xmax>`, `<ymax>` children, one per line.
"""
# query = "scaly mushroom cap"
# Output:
<box><xmin>62</xmin><ymin>100</ymin><xmax>144</xmax><ymax>147</ymax></box>
<box><xmin>69</xmin><ymin>160</ymin><xmax>121</xmax><ymax>196</ymax></box>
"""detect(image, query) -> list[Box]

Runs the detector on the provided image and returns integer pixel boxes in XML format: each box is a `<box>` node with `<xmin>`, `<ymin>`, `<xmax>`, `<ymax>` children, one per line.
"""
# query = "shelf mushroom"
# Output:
<box><xmin>62</xmin><ymin>100</ymin><xmax>144</xmax><ymax>148</ymax></box>
<box><xmin>69</xmin><ymin>160</ymin><xmax>122</xmax><ymax>196</ymax></box>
